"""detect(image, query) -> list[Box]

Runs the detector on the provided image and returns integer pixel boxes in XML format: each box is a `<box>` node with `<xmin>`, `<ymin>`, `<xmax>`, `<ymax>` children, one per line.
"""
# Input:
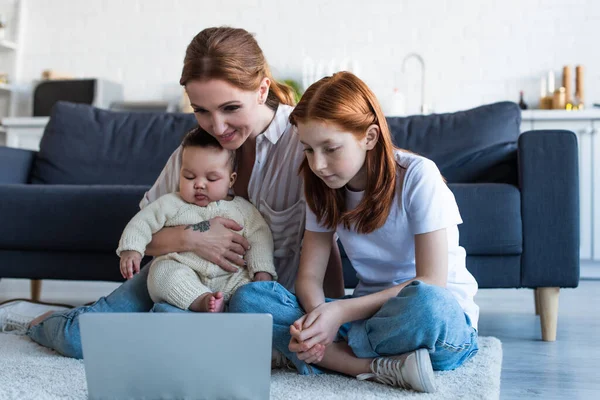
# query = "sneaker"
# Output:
<box><xmin>356</xmin><ymin>348</ymin><xmax>436</xmax><ymax>393</ymax></box>
<box><xmin>0</xmin><ymin>300</ymin><xmax>70</xmax><ymax>335</ymax></box>
<box><xmin>271</xmin><ymin>349</ymin><xmax>295</xmax><ymax>370</ymax></box>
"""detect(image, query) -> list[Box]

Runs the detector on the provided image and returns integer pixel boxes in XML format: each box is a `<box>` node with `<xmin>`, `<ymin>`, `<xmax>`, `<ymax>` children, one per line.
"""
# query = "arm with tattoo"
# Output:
<box><xmin>185</xmin><ymin>220</ymin><xmax>211</xmax><ymax>232</ymax></box>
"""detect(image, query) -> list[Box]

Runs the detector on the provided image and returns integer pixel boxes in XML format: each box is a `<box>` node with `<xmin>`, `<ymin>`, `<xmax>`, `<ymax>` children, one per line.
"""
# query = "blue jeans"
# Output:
<box><xmin>228</xmin><ymin>280</ymin><xmax>478</xmax><ymax>375</ymax></box>
<box><xmin>26</xmin><ymin>264</ymin><xmax>187</xmax><ymax>359</ymax></box>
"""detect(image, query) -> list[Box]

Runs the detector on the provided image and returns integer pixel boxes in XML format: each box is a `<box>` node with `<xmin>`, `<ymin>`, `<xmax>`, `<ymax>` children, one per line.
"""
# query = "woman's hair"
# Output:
<box><xmin>289</xmin><ymin>72</ymin><xmax>398</xmax><ymax>234</ymax></box>
<box><xmin>180</xmin><ymin>27</ymin><xmax>296</xmax><ymax>109</ymax></box>
<box><xmin>181</xmin><ymin>126</ymin><xmax>236</xmax><ymax>170</ymax></box>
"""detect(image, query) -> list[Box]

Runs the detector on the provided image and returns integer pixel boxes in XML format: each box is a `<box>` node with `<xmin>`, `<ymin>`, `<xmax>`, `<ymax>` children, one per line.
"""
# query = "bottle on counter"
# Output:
<box><xmin>563</xmin><ymin>66</ymin><xmax>572</xmax><ymax>106</ymax></box>
<box><xmin>552</xmin><ymin>87</ymin><xmax>566</xmax><ymax>110</ymax></box>
<box><xmin>575</xmin><ymin>65</ymin><xmax>584</xmax><ymax>110</ymax></box>
<box><xmin>518</xmin><ymin>91</ymin><xmax>528</xmax><ymax>110</ymax></box>
<box><xmin>539</xmin><ymin>75</ymin><xmax>553</xmax><ymax>109</ymax></box>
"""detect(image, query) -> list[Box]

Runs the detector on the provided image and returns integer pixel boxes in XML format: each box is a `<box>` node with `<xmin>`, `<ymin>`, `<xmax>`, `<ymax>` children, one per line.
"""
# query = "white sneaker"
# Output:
<box><xmin>0</xmin><ymin>300</ymin><xmax>70</xmax><ymax>335</ymax></box>
<box><xmin>357</xmin><ymin>348</ymin><xmax>436</xmax><ymax>393</ymax></box>
<box><xmin>271</xmin><ymin>349</ymin><xmax>295</xmax><ymax>370</ymax></box>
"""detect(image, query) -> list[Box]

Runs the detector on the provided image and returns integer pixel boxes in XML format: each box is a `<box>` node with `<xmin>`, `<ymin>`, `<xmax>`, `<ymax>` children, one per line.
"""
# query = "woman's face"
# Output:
<box><xmin>185</xmin><ymin>79</ymin><xmax>268</xmax><ymax>150</ymax></box>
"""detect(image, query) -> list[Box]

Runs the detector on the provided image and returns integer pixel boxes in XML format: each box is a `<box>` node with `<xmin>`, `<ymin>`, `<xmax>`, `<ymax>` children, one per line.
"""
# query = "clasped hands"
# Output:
<box><xmin>288</xmin><ymin>301</ymin><xmax>343</xmax><ymax>364</ymax></box>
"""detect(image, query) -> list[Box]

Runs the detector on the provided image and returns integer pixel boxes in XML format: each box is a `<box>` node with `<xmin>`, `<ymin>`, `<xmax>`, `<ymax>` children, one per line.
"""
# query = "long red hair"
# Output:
<box><xmin>180</xmin><ymin>27</ymin><xmax>296</xmax><ymax>108</ymax></box>
<box><xmin>290</xmin><ymin>72</ymin><xmax>398</xmax><ymax>234</ymax></box>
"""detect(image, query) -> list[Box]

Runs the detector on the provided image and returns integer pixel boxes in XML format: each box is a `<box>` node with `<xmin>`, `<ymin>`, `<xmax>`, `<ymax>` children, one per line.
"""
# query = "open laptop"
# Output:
<box><xmin>80</xmin><ymin>313</ymin><xmax>273</xmax><ymax>400</ymax></box>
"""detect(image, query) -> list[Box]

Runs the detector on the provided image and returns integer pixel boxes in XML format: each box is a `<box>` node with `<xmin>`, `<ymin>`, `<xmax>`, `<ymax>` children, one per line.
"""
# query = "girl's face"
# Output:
<box><xmin>297</xmin><ymin>120</ymin><xmax>378</xmax><ymax>191</ymax></box>
<box><xmin>185</xmin><ymin>79</ymin><xmax>270</xmax><ymax>150</ymax></box>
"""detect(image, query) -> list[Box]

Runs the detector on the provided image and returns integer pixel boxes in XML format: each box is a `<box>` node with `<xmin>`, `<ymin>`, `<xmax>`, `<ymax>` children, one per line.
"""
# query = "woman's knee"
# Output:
<box><xmin>150</xmin><ymin>302</ymin><xmax>189</xmax><ymax>313</ymax></box>
<box><xmin>229</xmin><ymin>281</ymin><xmax>291</xmax><ymax>313</ymax></box>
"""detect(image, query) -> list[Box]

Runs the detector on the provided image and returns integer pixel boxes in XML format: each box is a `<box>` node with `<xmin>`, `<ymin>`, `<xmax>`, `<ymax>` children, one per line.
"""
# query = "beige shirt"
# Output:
<box><xmin>140</xmin><ymin>104</ymin><xmax>305</xmax><ymax>291</ymax></box>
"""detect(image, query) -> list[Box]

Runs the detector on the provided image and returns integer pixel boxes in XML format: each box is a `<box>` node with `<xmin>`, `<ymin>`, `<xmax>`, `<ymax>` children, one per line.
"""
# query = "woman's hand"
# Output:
<box><xmin>120</xmin><ymin>250</ymin><xmax>142</xmax><ymax>279</ymax></box>
<box><xmin>253</xmin><ymin>272</ymin><xmax>273</xmax><ymax>282</ymax></box>
<box><xmin>288</xmin><ymin>301</ymin><xmax>344</xmax><ymax>363</ymax></box>
<box><xmin>184</xmin><ymin>217</ymin><xmax>250</xmax><ymax>272</ymax></box>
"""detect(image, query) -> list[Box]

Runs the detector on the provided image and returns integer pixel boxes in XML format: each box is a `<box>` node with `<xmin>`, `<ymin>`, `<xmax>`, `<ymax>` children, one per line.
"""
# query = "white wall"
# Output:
<box><xmin>10</xmin><ymin>0</ymin><xmax>600</xmax><ymax>116</ymax></box>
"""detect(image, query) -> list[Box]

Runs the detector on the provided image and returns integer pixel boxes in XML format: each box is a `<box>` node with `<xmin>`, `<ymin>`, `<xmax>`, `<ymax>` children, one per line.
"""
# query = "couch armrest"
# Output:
<box><xmin>519</xmin><ymin>130</ymin><xmax>579</xmax><ymax>287</ymax></box>
<box><xmin>0</xmin><ymin>184</ymin><xmax>149</xmax><ymax>252</ymax></box>
<box><xmin>0</xmin><ymin>147</ymin><xmax>36</xmax><ymax>184</ymax></box>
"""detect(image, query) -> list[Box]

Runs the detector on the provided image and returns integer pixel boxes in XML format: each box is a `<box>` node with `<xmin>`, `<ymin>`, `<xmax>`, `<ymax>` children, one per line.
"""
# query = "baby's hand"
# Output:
<box><xmin>120</xmin><ymin>251</ymin><xmax>142</xmax><ymax>280</ymax></box>
<box><xmin>253</xmin><ymin>272</ymin><xmax>273</xmax><ymax>282</ymax></box>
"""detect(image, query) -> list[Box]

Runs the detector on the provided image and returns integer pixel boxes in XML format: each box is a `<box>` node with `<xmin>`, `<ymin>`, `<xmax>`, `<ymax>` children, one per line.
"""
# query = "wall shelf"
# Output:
<box><xmin>0</xmin><ymin>39</ymin><xmax>18</xmax><ymax>51</ymax></box>
<box><xmin>0</xmin><ymin>0</ymin><xmax>23</xmax><ymax>118</ymax></box>
<box><xmin>0</xmin><ymin>83</ymin><xmax>14</xmax><ymax>92</ymax></box>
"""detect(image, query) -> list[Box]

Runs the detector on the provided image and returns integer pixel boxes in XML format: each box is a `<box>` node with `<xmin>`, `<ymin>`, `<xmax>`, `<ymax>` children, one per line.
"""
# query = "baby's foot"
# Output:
<box><xmin>200</xmin><ymin>292</ymin><xmax>225</xmax><ymax>313</ymax></box>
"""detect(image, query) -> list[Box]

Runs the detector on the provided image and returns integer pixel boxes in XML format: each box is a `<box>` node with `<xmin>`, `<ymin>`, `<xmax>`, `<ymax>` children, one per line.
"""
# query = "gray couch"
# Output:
<box><xmin>0</xmin><ymin>101</ymin><xmax>579</xmax><ymax>341</ymax></box>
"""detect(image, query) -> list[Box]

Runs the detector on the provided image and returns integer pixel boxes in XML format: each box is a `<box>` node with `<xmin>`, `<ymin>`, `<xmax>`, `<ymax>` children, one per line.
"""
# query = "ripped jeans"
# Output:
<box><xmin>228</xmin><ymin>280</ymin><xmax>478</xmax><ymax>375</ymax></box>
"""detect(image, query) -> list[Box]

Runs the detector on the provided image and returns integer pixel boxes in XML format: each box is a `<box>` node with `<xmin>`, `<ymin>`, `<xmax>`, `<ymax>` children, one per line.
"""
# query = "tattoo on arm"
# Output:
<box><xmin>185</xmin><ymin>221</ymin><xmax>210</xmax><ymax>232</ymax></box>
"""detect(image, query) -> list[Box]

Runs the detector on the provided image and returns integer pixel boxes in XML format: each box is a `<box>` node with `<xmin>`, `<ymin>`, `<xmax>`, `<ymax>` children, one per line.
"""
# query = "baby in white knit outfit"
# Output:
<box><xmin>116</xmin><ymin>127</ymin><xmax>277</xmax><ymax>313</ymax></box>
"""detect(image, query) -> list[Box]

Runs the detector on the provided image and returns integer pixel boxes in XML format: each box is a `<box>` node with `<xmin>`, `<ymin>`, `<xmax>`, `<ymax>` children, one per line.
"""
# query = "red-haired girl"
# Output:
<box><xmin>230</xmin><ymin>72</ymin><xmax>479</xmax><ymax>393</ymax></box>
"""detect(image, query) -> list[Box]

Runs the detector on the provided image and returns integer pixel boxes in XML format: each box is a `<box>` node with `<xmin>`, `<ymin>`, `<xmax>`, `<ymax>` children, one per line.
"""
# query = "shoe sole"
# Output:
<box><xmin>415</xmin><ymin>348</ymin><xmax>436</xmax><ymax>393</ymax></box>
<box><xmin>0</xmin><ymin>298</ymin><xmax>74</xmax><ymax>309</ymax></box>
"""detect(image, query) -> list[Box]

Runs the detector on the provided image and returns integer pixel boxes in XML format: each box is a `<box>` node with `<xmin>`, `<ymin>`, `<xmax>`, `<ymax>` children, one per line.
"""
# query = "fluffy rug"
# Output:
<box><xmin>0</xmin><ymin>334</ymin><xmax>501</xmax><ymax>399</ymax></box>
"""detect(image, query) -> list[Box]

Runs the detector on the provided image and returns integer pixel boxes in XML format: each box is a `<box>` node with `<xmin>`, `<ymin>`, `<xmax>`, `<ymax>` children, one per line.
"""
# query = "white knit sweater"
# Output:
<box><xmin>116</xmin><ymin>193</ymin><xmax>277</xmax><ymax>308</ymax></box>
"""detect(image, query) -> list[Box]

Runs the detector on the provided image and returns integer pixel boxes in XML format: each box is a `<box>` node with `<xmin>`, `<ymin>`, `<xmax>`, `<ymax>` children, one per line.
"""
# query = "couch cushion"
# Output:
<box><xmin>31</xmin><ymin>102</ymin><xmax>197</xmax><ymax>185</ymax></box>
<box><xmin>449</xmin><ymin>183</ymin><xmax>522</xmax><ymax>255</ymax></box>
<box><xmin>386</xmin><ymin>101</ymin><xmax>520</xmax><ymax>184</ymax></box>
<box><xmin>0</xmin><ymin>184</ymin><xmax>148</xmax><ymax>252</ymax></box>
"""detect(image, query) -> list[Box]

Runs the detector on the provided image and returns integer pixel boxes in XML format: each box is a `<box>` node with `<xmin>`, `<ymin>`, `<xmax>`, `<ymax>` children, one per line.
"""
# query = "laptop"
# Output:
<box><xmin>80</xmin><ymin>313</ymin><xmax>273</xmax><ymax>400</ymax></box>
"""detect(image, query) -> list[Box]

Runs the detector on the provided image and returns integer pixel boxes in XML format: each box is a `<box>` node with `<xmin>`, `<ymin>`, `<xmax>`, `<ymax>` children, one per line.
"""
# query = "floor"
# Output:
<box><xmin>1</xmin><ymin>264</ymin><xmax>599</xmax><ymax>400</ymax></box>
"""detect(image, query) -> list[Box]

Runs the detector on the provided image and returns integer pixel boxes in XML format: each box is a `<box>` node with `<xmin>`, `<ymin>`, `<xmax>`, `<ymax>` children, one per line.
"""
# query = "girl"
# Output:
<box><xmin>229</xmin><ymin>72</ymin><xmax>479</xmax><ymax>393</ymax></box>
<box><xmin>2</xmin><ymin>27</ymin><xmax>344</xmax><ymax>359</ymax></box>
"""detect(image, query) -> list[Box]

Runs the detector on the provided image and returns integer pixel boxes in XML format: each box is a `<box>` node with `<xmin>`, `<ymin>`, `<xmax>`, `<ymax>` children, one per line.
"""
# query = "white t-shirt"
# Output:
<box><xmin>305</xmin><ymin>150</ymin><xmax>479</xmax><ymax>330</ymax></box>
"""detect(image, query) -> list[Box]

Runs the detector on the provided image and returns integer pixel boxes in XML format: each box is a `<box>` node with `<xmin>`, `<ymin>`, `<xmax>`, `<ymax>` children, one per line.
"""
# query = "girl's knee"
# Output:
<box><xmin>399</xmin><ymin>280</ymin><xmax>444</xmax><ymax>299</ymax></box>
<box><xmin>229</xmin><ymin>281</ymin><xmax>284</xmax><ymax>313</ymax></box>
<box><xmin>396</xmin><ymin>280</ymin><xmax>461</xmax><ymax>321</ymax></box>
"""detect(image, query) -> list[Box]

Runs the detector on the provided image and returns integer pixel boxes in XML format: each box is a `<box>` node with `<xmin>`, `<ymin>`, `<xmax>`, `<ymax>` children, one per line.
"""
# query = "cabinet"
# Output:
<box><xmin>521</xmin><ymin>110</ymin><xmax>600</xmax><ymax>261</ymax></box>
<box><xmin>2</xmin><ymin>117</ymin><xmax>48</xmax><ymax>150</ymax></box>
<box><xmin>0</xmin><ymin>0</ymin><xmax>23</xmax><ymax>119</ymax></box>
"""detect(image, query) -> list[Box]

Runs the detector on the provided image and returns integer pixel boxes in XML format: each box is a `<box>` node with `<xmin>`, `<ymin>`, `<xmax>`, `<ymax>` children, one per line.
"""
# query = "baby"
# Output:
<box><xmin>117</xmin><ymin>127</ymin><xmax>277</xmax><ymax>313</ymax></box>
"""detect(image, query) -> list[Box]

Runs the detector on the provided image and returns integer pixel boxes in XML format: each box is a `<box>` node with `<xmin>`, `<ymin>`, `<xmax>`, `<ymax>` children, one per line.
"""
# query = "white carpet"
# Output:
<box><xmin>0</xmin><ymin>334</ymin><xmax>501</xmax><ymax>400</ymax></box>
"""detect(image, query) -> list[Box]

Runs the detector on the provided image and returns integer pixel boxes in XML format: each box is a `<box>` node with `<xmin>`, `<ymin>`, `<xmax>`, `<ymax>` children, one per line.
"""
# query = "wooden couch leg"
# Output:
<box><xmin>537</xmin><ymin>287</ymin><xmax>559</xmax><ymax>341</ymax></box>
<box><xmin>31</xmin><ymin>280</ymin><xmax>42</xmax><ymax>302</ymax></box>
<box><xmin>534</xmin><ymin>289</ymin><xmax>540</xmax><ymax>315</ymax></box>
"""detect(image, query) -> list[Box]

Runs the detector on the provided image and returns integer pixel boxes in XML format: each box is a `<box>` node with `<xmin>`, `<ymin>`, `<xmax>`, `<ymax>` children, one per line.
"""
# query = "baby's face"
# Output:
<box><xmin>179</xmin><ymin>146</ymin><xmax>236</xmax><ymax>207</ymax></box>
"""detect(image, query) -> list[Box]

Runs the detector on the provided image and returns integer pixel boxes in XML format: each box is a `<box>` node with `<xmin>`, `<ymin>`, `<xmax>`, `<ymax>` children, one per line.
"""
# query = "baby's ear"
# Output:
<box><xmin>229</xmin><ymin>172</ymin><xmax>238</xmax><ymax>187</ymax></box>
<box><xmin>365</xmin><ymin>124</ymin><xmax>380</xmax><ymax>150</ymax></box>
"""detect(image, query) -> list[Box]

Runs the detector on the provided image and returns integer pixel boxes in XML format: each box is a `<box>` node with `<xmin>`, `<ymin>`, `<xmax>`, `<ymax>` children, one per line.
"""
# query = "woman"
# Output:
<box><xmin>0</xmin><ymin>27</ymin><xmax>343</xmax><ymax>359</ymax></box>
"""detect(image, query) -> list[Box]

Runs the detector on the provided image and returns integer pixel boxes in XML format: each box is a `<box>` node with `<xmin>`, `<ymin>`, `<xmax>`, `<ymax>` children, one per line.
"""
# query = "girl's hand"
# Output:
<box><xmin>289</xmin><ymin>302</ymin><xmax>344</xmax><ymax>361</ymax></box>
<box><xmin>120</xmin><ymin>251</ymin><xmax>142</xmax><ymax>279</ymax></box>
<box><xmin>185</xmin><ymin>217</ymin><xmax>250</xmax><ymax>272</ymax></box>
<box><xmin>253</xmin><ymin>272</ymin><xmax>273</xmax><ymax>282</ymax></box>
<box><xmin>289</xmin><ymin>322</ymin><xmax>326</xmax><ymax>364</ymax></box>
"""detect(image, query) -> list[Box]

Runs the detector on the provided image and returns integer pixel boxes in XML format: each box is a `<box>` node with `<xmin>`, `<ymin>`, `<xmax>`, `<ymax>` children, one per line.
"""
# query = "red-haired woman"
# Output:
<box><xmin>230</xmin><ymin>72</ymin><xmax>479</xmax><ymax>393</ymax></box>
<box><xmin>4</xmin><ymin>27</ymin><xmax>344</xmax><ymax>359</ymax></box>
